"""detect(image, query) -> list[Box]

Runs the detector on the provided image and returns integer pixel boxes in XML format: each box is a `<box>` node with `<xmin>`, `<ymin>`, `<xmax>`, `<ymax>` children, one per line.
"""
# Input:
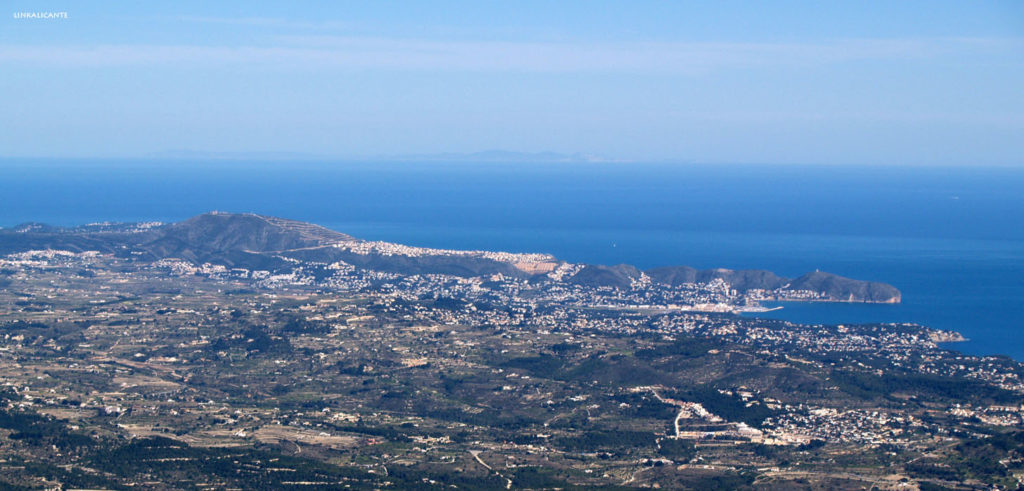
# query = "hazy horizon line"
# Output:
<box><xmin>1</xmin><ymin>153</ymin><xmax>1022</xmax><ymax>169</ymax></box>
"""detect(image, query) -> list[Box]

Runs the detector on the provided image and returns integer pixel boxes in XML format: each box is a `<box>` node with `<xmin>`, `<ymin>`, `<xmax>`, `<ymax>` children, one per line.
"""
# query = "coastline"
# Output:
<box><xmin>735</xmin><ymin>305</ymin><xmax>785</xmax><ymax>313</ymax></box>
<box><xmin>758</xmin><ymin>297</ymin><xmax>901</xmax><ymax>305</ymax></box>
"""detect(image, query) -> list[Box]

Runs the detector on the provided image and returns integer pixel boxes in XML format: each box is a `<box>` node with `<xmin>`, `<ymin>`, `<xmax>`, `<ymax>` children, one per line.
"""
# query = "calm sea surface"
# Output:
<box><xmin>2</xmin><ymin>160</ymin><xmax>1022</xmax><ymax>360</ymax></box>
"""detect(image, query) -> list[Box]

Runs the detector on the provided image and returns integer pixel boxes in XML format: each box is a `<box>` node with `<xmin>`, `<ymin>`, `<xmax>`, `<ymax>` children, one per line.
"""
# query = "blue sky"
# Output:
<box><xmin>2</xmin><ymin>1</ymin><xmax>1022</xmax><ymax>165</ymax></box>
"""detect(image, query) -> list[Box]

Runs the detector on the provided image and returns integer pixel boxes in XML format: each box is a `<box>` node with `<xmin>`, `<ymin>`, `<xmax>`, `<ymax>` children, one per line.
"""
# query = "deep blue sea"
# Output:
<box><xmin>2</xmin><ymin>160</ymin><xmax>1022</xmax><ymax>360</ymax></box>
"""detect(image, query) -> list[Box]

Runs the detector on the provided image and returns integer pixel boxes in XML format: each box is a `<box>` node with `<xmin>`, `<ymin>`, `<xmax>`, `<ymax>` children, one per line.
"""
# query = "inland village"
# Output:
<box><xmin>0</xmin><ymin>213</ymin><xmax>1020</xmax><ymax>489</ymax></box>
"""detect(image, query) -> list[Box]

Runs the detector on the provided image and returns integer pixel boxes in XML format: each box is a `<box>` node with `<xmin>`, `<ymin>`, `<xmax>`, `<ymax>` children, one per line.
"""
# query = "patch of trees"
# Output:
<box><xmin>657</xmin><ymin>439</ymin><xmax>696</xmax><ymax>461</ymax></box>
<box><xmin>561</xmin><ymin>354</ymin><xmax>665</xmax><ymax>386</ymax></box>
<box><xmin>0</xmin><ymin>408</ymin><xmax>95</xmax><ymax>451</ymax></box>
<box><xmin>1</xmin><ymin>320</ymin><xmax>51</xmax><ymax>330</ymax></box>
<box><xmin>554</xmin><ymin>430</ymin><xmax>656</xmax><ymax>452</ymax></box>
<box><xmin>832</xmin><ymin>370</ymin><xmax>1019</xmax><ymax>403</ymax></box>
<box><xmin>279</xmin><ymin>317</ymin><xmax>331</xmax><ymax>335</ymax></box>
<box><xmin>906</xmin><ymin>431</ymin><xmax>1024</xmax><ymax>485</ymax></box>
<box><xmin>665</xmin><ymin>386</ymin><xmax>778</xmax><ymax>427</ymax></box>
<box><xmin>634</xmin><ymin>337</ymin><xmax>725</xmax><ymax>359</ymax></box>
<box><xmin>89</xmin><ymin>436</ymin><xmax>379</xmax><ymax>489</ymax></box>
<box><xmin>550</xmin><ymin>342</ymin><xmax>582</xmax><ymax>354</ymax></box>
<box><xmin>611</xmin><ymin>393</ymin><xmax>678</xmax><ymax>420</ymax></box>
<box><xmin>20</xmin><ymin>462</ymin><xmax>122</xmax><ymax>490</ymax></box>
<box><xmin>509</xmin><ymin>467</ymin><xmax>572</xmax><ymax>488</ymax></box>
<box><xmin>499</xmin><ymin>354</ymin><xmax>565</xmax><ymax>376</ymax></box>
<box><xmin>679</xmin><ymin>472</ymin><xmax>756</xmax><ymax>490</ymax></box>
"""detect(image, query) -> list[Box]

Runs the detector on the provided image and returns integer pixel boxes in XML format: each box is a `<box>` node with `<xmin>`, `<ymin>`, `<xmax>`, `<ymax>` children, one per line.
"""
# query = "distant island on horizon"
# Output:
<box><xmin>142</xmin><ymin>149</ymin><xmax>628</xmax><ymax>163</ymax></box>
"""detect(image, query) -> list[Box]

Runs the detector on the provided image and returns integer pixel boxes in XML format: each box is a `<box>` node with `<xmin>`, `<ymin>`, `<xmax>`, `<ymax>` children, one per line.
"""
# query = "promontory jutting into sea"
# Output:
<box><xmin>3</xmin><ymin>160</ymin><xmax>1022</xmax><ymax>359</ymax></box>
